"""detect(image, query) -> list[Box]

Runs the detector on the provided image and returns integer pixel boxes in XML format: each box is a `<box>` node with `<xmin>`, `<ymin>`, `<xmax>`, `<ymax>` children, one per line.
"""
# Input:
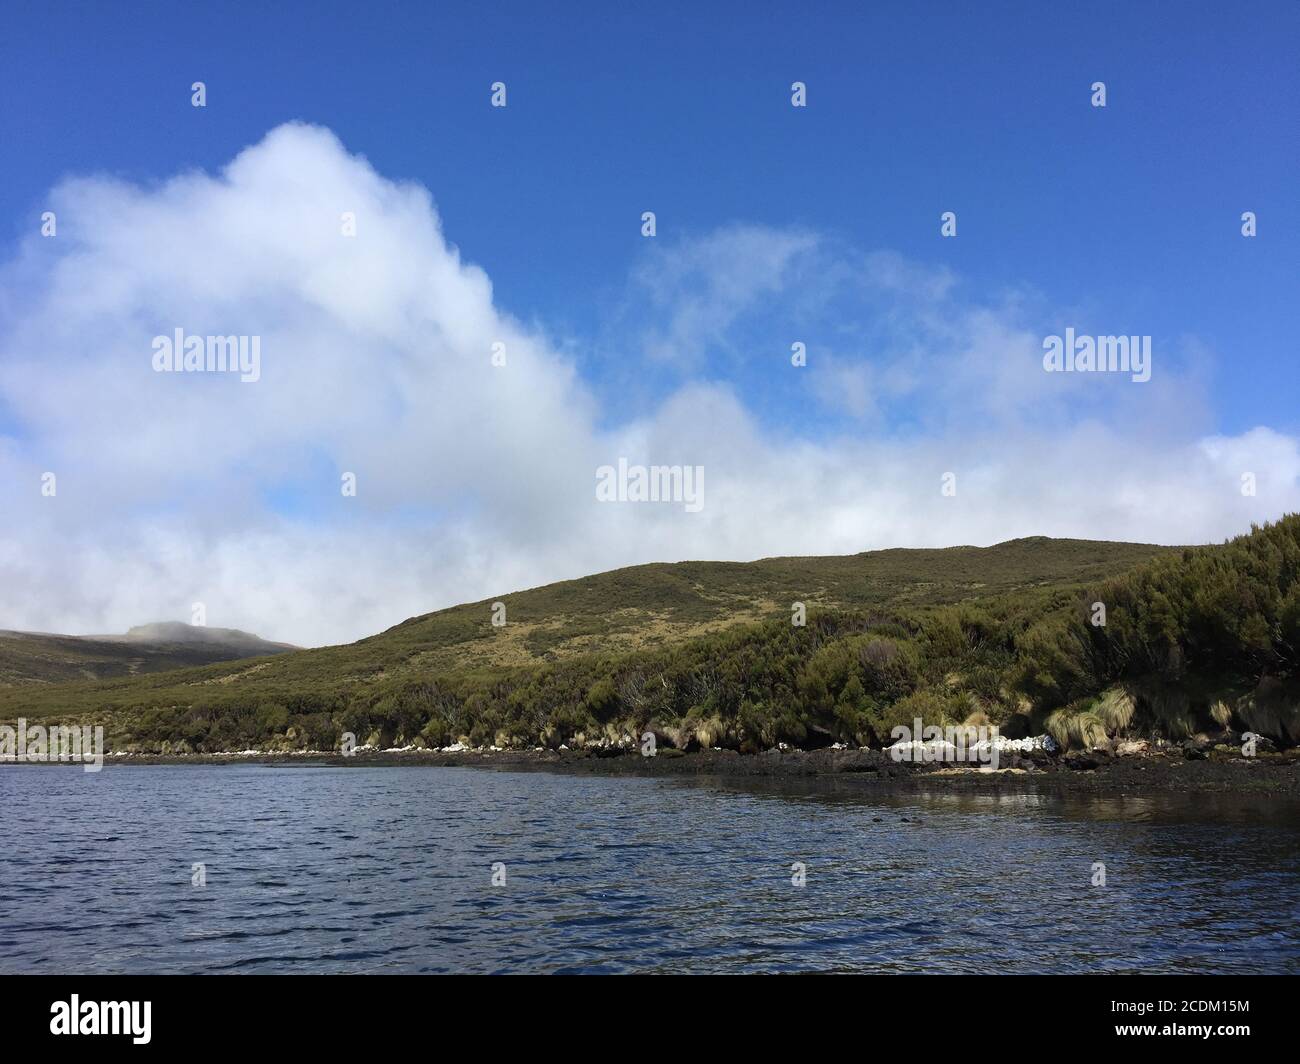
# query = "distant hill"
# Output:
<box><xmin>0</xmin><ymin>536</ymin><xmax>1172</xmax><ymax>725</ymax></box>
<box><xmin>0</xmin><ymin>624</ymin><xmax>296</xmax><ymax>687</ymax></box>
<box><xmin>116</xmin><ymin>622</ymin><xmax>296</xmax><ymax>653</ymax></box>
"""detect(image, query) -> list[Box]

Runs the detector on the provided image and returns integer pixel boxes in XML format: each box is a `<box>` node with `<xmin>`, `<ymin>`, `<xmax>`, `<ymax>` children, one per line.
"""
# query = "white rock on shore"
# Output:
<box><xmin>885</xmin><ymin>733</ymin><xmax>1058</xmax><ymax>760</ymax></box>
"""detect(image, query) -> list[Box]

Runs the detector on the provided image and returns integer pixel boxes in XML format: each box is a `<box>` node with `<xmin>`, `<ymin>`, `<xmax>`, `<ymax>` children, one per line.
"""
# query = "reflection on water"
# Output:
<box><xmin>702</xmin><ymin>773</ymin><xmax>1300</xmax><ymax>824</ymax></box>
<box><xmin>1</xmin><ymin>765</ymin><xmax>1297</xmax><ymax>973</ymax></box>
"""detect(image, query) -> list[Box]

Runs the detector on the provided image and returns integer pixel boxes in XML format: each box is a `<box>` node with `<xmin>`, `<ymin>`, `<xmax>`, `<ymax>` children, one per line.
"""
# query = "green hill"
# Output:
<box><xmin>7</xmin><ymin>520</ymin><xmax>1298</xmax><ymax>754</ymax></box>
<box><xmin>0</xmin><ymin>535</ymin><xmax>1169</xmax><ymax>727</ymax></box>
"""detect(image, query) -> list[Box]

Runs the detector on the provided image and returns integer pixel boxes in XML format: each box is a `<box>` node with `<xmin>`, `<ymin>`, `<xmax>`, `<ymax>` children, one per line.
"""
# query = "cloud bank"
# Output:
<box><xmin>1</xmin><ymin>124</ymin><xmax>1296</xmax><ymax>645</ymax></box>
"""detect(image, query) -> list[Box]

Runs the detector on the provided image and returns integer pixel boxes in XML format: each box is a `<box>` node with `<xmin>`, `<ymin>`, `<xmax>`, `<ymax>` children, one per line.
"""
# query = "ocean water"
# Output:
<box><xmin>2</xmin><ymin>764</ymin><xmax>1298</xmax><ymax>974</ymax></box>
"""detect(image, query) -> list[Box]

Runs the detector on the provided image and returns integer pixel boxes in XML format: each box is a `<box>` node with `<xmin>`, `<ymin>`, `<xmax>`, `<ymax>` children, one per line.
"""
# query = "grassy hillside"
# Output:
<box><xmin>0</xmin><ymin>625</ymin><xmax>296</xmax><ymax>687</ymax></box>
<box><xmin>0</xmin><ymin>536</ymin><xmax>1170</xmax><ymax>729</ymax></box>
<box><xmin>18</xmin><ymin>519</ymin><xmax>1298</xmax><ymax>754</ymax></box>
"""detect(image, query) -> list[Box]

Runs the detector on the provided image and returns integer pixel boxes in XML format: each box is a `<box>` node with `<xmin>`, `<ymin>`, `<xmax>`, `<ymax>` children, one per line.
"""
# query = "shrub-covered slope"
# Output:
<box><xmin>0</xmin><ymin>536</ymin><xmax>1169</xmax><ymax>736</ymax></box>
<box><xmin>10</xmin><ymin>522</ymin><xmax>1298</xmax><ymax>753</ymax></box>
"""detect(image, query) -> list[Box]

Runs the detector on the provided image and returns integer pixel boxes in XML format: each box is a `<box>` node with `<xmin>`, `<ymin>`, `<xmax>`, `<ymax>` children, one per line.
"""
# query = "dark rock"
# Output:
<box><xmin>1242</xmin><ymin>732</ymin><xmax>1278</xmax><ymax>754</ymax></box>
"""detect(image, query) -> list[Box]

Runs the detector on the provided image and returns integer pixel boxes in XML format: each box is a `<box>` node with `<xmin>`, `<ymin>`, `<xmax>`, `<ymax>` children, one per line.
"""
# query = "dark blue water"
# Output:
<box><xmin>2</xmin><ymin>765</ymin><xmax>1299</xmax><ymax>973</ymax></box>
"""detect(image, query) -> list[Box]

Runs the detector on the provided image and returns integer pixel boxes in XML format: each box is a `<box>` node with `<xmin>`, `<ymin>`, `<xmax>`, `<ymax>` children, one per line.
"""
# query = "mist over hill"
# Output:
<box><xmin>116</xmin><ymin>622</ymin><xmax>296</xmax><ymax>652</ymax></box>
<box><xmin>0</xmin><ymin>623</ymin><xmax>296</xmax><ymax>687</ymax></box>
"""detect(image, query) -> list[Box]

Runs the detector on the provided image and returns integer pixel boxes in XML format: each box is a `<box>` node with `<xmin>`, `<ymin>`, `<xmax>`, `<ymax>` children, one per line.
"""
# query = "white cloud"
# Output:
<box><xmin>1</xmin><ymin>124</ymin><xmax>1296</xmax><ymax>645</ymax></box>
<box><xmin>633</xmin><ymin>223</ymin><xmax>818</xmax><ymax>365</ymax></box>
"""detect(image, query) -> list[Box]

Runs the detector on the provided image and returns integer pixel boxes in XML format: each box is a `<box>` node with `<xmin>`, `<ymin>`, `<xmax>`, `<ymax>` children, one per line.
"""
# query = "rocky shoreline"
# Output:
<box><xmin>54</xmin><ymin>739</ymin><xmax>1300</xmax><ymax>795</ymax></box>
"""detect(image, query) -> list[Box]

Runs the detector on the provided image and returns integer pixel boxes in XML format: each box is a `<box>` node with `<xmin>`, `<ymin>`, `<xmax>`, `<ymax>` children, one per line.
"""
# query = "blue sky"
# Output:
<box><xmin>1</xmin><ymin>1</ymin><xmax>1297</xmax><ymax>644</ymax></box>
<box><xmin>3</xmin><ymin>1</ymin><xmax>1296</xmax><ymax>435</ymax></box>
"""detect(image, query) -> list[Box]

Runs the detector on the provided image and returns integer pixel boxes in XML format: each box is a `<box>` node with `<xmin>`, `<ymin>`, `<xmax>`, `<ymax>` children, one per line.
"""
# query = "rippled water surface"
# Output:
<box><xmin>3</xmin><ymin>765</ymin><xmax>1299</xmax><ymax>973</ymax></box>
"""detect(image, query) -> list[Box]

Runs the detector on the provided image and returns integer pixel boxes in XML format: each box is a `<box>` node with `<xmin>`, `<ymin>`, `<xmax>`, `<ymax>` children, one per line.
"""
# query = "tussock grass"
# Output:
<box><xmin>1046</xmin><ymin>704</ymin><xmax>1110</xmax><ymax>750</ymax></box>
<box><xmin>1094</xmin><ymin>687</ymin><xmax>1137</xmax><ymax>734</ymax></box>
